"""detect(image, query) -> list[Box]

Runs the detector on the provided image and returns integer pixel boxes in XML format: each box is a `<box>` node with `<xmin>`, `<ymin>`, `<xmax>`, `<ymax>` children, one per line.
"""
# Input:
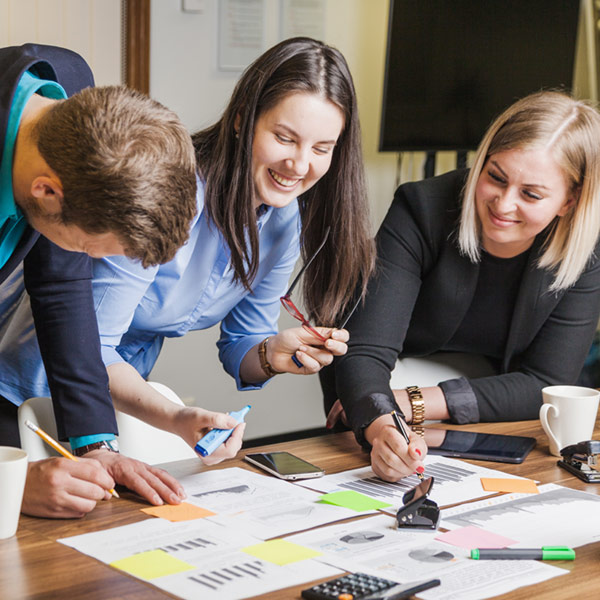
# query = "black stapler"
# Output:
<box><xmin>557</xmin><ymin>440</ymin><xmax>600</xmax><ymax>483</ymax></box>
<box><xmin>396</xmin><ymin>476</ymin><xmax>440</xmax><ymax>530</ymax></box>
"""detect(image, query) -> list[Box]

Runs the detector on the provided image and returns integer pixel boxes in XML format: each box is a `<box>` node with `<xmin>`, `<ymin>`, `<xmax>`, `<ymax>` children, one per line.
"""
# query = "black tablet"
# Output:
<box><xmin>424</xmin><ymin>429</ymin><xmax>536</xmax><ymax>464</ymax></box>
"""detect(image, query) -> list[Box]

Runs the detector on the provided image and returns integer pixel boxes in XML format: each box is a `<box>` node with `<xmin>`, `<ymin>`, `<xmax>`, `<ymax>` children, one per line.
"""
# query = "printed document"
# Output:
<box><xmin>59</xmin><ymin>517</ymin><xmax>341</xmax><ymax>600</ymax></box>
<box><xmin>441</xmin><ymin>483</ymin><xmax>600</xmax><ymax>548</ymax></box>
<box><xmin>295</xmin><ymin>455</ymin><xmax>526</xmax><ymax>508</ymax></box>
<box><xmin>179</xmin><ymin>466</ymin><xmax>378</xmax><ymax>538</ymax></box>
<box><xmin>287</xmin><ymin>514</ymin><xmax>566</xmax><ymax>600</ymax></box>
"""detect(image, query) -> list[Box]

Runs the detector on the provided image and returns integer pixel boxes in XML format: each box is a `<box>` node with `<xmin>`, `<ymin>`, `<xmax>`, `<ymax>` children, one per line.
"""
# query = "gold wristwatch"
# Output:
<box><xmin>406</xmin><ymin>385</ymin><xmax>425</xmax><ymax>436</ymax></box>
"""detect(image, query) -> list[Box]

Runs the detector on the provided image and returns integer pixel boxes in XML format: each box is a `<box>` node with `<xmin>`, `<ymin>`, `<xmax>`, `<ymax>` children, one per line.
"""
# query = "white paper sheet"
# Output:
<box><xmin>59</xmin><ymin>516</ymin><xmax>342</xmax><ymax>600</ymax></box>
<box><xmin>180</xmin><ymin>467</ymin><xmax>377</xmax><ymax>539</ymax></box>
<box><xmin>151</xmin><ymin>549</ymin><xmax>340</xmax><ymax>600</ymax></box>
<box><xmin>441</xmin><ymin>483</ymin><xmax>600</xmax><ymax>548</ymax></box>
<box><xmin>294</xmin><ymin>455</ymin><xmax>526</xmax><ymax>509</ymax></box>
<box><xmin>287</xmin><ymin>514</ymin><xmax>566</xmax><ymax>600</ymax></box>
<box><xmin>59</xmin><ymin>518</ymin><xmax>258</xmax><ymax>562</ymax></box>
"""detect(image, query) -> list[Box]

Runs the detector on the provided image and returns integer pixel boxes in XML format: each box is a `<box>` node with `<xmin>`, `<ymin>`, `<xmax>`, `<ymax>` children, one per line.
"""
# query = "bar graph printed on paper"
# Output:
<box><xmin>338</xmin><ymin>462</ymin><xmax>476</xmax><ymax>499</ymax></box>
<box><xmin>157</xmin><ymin>537</ymin><xmax>217</xmax><ymax>552</ymax></box>
<box><xmin>188</xmin><ymin>560</ymin><xmax>266</xmax><ymax>591</ymax></box>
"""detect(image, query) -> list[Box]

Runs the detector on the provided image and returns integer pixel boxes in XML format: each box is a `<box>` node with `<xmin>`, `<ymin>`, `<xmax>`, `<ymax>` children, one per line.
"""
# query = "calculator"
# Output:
<box><xmin>301</xmin><ymin>572</ymin><xmax>440</xmax><ymax>600</ymax></box>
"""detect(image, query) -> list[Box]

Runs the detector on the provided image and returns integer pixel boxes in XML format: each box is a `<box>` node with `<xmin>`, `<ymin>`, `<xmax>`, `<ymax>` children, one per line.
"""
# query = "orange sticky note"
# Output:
<box><xmin>141</xmin><ymin>502</ymin><xmax>216</xmax><ymax>521</ymax></box>
<box><xmin>480</xmin><ymin>478</ymin><xmax>539</xmax><ymax>494</ymax></box>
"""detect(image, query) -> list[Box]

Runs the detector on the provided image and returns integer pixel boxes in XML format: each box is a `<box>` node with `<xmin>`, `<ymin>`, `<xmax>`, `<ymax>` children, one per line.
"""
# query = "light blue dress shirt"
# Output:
<box><xmin>95</xmin><ymin>178</ymin><xmax>301</xmax><ymax>389</ymax></box>
<box><xmin>0</xmin><ymin>178</ymin><xmax>301</xmax><ymax>403</ymax></box>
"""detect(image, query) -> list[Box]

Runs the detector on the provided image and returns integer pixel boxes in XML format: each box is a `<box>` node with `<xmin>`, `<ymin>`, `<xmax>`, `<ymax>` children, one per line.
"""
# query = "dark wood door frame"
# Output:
<box><xmin>124</xmin><ymin>0</ymin><xmax>150</xmax><ymax>93</ymax></box>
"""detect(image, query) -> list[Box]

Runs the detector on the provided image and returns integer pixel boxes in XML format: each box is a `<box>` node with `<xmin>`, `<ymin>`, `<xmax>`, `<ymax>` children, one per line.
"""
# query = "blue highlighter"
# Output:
<box><xmin>194</xmin><ymin>404</ymin><xmax>251</xmax><ymax>457</ymax></box>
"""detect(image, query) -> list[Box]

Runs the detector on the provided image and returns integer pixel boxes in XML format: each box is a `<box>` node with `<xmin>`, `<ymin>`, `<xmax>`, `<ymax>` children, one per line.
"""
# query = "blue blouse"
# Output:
<box><xmin>0</xmin><ymin>178</ymin><xmax>301</xmax><ymax>402</ymax></box>
<box><xmin>94</xmin><ymin>178</ymin><xmax>301</xmax><ymax>390</ymax></box>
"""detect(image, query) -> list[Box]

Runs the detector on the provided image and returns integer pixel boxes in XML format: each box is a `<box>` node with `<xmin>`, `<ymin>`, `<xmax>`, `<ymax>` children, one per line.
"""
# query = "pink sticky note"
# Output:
<box><xmin>480</xmin><ymin>477</ymin><xmax>539</xmax><ymax>494</ymax></box>
<box><xmin>436</xmin><ymin>526</ymin><xmax>517</xmax><ymax>549</ymax></box>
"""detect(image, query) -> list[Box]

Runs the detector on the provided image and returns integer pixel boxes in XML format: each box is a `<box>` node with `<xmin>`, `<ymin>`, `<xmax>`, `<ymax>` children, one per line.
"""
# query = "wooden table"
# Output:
<box><xmin>1</xmin><ymin>419</ymin><xmax>598</xmax><ymax>600</ymax></box>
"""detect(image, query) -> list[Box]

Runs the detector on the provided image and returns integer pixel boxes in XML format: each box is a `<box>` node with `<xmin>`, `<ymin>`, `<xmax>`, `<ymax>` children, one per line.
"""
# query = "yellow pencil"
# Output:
<box><xmin>24</xmin><ymin>419</ymin><xmax>119</xmax><ymax>499</ymax></box>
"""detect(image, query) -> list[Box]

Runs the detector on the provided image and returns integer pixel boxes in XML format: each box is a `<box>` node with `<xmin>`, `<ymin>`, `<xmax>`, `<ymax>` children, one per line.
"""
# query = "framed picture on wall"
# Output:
<box><xmin>218</xmin><ymin>0</ymin><xmax>266</xmax><ymax>71</ymax></box>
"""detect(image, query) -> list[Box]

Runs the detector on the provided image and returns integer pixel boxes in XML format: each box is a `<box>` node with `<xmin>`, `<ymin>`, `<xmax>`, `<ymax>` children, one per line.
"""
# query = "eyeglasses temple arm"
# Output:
<box><xmin>284</xmin><ymin>226</ymin><xmax>331</xmax><ymax>296</ymax></box>
<box><xmin>338</xmin><ymin>294</ymin><xmax>362</xmax><ymax>330</ymax></box>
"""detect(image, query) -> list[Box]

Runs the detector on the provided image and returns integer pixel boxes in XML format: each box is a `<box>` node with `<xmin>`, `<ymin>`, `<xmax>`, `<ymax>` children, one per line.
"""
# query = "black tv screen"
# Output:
<box><xmin>380</xmin><ymin>0</ymin><xmax>581</xmax><ymax>152</ymax></box>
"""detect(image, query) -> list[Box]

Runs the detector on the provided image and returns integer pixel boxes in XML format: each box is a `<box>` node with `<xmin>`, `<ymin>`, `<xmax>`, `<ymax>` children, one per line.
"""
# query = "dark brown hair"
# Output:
<box><xmin>35</xmin><ymin>85</ymin><xmax>197</xmax><ymax>267</ymax></box>
<box><xmin>193</xmin><ymin>37</ymin><xmax>374</xmax><ymax>325</ymax></box>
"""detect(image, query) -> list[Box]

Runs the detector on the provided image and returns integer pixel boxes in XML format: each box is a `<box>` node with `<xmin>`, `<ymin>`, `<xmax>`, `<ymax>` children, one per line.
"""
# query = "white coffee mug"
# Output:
<box><xmin>540</xmin><ymin>386</ymin><xmax>600</xmax><ymax>457</ymax></box>
<box><xmin>0</xmin><ymin>446</ymin><xmax>28</xmax><ymax>539</ymax></box>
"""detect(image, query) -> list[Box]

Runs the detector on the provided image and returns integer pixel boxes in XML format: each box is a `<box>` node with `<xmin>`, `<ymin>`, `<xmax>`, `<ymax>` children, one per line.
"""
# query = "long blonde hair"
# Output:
<box><xmin>459</xmin><ymin>91</ymin><xmax>600</xmax><ymax>291</ymax></box>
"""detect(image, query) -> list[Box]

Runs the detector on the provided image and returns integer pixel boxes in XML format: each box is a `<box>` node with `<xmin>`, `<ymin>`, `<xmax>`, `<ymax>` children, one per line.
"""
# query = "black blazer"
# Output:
<box><xmin>0</xmin><ymin>44</ymin><xmax>117</xmax><ymax>440</ymax></box>
<box><xmin>328</xmin><ymin>169</ymin><xmax>600</xmax><ymax>444</ymax></box>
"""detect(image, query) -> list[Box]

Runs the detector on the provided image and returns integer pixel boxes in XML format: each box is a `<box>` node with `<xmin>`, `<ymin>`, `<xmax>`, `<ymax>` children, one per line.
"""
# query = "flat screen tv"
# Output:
<box><xmin>380</xmin><ymin>0</ymin><xmax>581</xmax><ymax>152</ymax></box>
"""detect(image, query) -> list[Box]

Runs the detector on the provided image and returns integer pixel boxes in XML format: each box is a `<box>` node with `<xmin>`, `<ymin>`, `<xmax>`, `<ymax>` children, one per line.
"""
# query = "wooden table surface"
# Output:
<box><xmin>1</xmin><ymin>419</ymin><xmax>598</xmax><ymax>600</ymax></box>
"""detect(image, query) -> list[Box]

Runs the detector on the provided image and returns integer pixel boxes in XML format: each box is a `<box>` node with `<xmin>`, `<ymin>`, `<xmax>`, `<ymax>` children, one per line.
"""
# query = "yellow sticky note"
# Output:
<box><xmin>242</xmin><ymin>539</ymin><xmax>322</xmax><ymax>566</ymax></box>
<box><xmin>110</xmin><ymin>549</ymin><xmax>195</xmax><ymax>580</ymax></box>
<box><xmin>480</xmin><ymin>477</ymin><xmax>539</xmax><ymax>494</ymax></box>
<box><xmin>141</xmin><ymin>502</ymin><xmax>216</xmax><ymax>521</ymax></box>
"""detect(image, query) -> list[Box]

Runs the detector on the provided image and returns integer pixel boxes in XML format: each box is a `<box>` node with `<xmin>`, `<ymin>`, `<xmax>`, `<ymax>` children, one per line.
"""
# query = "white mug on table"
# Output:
<box><xmin>0</xmin><ymin>446</ymin><xmax>28</xmax><ymax>539</ymax></box>
<box><xmin>539</xmin><ymin>385</ymin><xmax>600</xmax><ymax>457</ymax></box>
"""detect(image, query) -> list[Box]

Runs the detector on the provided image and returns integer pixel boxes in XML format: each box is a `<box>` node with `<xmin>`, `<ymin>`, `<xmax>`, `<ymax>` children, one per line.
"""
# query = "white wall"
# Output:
<box><xmin>0</xmin><ymin>0</ymin><xmax>122</xmax><ymax>85</ymax></box>
<box><xmin>148</xmin><ymin>0</ymin><xmax>397</xmax><ymax>440</ymax></box>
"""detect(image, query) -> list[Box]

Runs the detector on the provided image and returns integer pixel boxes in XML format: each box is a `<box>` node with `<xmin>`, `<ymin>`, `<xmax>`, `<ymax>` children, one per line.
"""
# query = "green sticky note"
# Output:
<box><xmin>319</xmin><ymin>490</ymin><xmax>392</xmax><ymax>512</ymax></box>
<box><xmin>110</xmin><ymin>549</ymin><xmax>195</xmax><ymax>580</ymax></box>
<box><xmin>242</xmin><ymin>539</ymin><xmax>322</xmax><ymax>566</ymax></box>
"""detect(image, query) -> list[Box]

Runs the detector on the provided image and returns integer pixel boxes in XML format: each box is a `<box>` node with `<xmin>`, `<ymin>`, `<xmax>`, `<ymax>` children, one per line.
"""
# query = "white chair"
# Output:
<box><xmin>18</xmin><ymin>396</ymin><xmax>70</xmax><ymax>460</ymax></box>
<box><xmin>389</xmin><ymin>352</ymin><xmax>495</xmax><ymax>390</ymax></box>
<box><xmin>115</xmin><ymin>382</ymin><xmax>197</xmax><ymax>464</ymax></box>
<box><xmin>17</xmin><ymin>381</ymin><xmax>197</xmax><ymax>464</ymax></box>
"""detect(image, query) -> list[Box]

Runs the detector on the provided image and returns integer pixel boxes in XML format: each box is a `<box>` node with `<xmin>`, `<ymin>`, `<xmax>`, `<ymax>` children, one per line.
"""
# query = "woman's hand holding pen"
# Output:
<box><xmin>267</xmin><ymin>326</ymin><xmax>349</xmax><ymax>375</ymax></box>
<box><xmin>365</xmin><ymin>413</ymin><xmax>427</xmax><ymax>482</ymax></box>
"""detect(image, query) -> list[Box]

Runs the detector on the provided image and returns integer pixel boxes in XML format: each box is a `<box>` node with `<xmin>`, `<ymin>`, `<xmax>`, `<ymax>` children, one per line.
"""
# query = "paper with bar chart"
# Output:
<box><xmin>294</xmin><ymin>455</ymin><xmax>527</xmax><ymax>508</ymax></box>
<box><xmin>58</xmin><ymin>516</ymin><xmax>341</xmax><ymax>600</ymax></box>
<box><xmin>441</xmin><ymin>483</ymin><xmax>600</xmax><ymax>548</ymax></box>
<box><xmin>179</xmin><ymin>467</ymin><xmax>377</xmax><ymax>538</ymax></box>
<box><xmin>287</xmin><ymin>514</ymin><xmax>565</xmax><ymax>600</ymax></box>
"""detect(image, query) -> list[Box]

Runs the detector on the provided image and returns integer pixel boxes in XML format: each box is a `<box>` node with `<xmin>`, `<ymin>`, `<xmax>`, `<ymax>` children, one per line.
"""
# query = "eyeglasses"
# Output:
<box><xmin>280</xmin><ymin>227</ymin><xmax>362</xmax><ymax>343</ymax></box>
<box><xmin>280</xmin><ymin>227</ymin><xmax>331</xmax><ymax>343</ymax></box>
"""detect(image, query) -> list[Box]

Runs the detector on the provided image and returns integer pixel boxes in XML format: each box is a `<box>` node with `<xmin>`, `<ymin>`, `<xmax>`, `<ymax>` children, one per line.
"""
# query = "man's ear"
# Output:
<box><xmin>30</xmin><ymin>175</ymin><xmax>64</xmax><ymax>215</ymax></box>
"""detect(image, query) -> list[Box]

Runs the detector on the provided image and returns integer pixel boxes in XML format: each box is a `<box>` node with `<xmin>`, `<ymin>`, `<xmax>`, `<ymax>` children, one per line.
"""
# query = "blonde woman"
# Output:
<box><xmin>324</xmin><ymin>91</ymin><xmax>600</xmax><ymax>482</ymax></box>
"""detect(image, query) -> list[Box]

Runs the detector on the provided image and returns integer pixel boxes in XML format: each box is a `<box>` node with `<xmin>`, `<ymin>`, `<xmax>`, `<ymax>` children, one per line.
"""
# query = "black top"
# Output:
<box><xmin>446</xmin><ymin>249</ymin><xmax>530</xmax><ymax>359</ymax></box>
<box><xmin>324</xmin><ymin>169</ymin><xmax>600</xmax><ymax>447</ymax></box>
<box><xmin>0</xmin><ymin>43</ymin><xmax>117</xmax><ymax>441</ymax></box>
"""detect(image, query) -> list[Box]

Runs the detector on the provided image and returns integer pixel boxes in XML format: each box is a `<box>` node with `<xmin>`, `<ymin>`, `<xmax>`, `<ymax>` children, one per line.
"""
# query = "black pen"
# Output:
<box><xmin>391</xmin><ymin>410</ymin><xmax>425</xmax><ymax>480</ymax></box>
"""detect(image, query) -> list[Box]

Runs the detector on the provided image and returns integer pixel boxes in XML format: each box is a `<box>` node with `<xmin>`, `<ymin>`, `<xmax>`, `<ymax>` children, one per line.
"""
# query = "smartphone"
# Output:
<box><xmin>244</xmin><ymin>451</ymin><xmax>324</xmax><ymax>480</ymax></box>
<box><xmin>424</xmin><ymin>428</ymin><xmax>536</xmax><ymax>464</ymax></box>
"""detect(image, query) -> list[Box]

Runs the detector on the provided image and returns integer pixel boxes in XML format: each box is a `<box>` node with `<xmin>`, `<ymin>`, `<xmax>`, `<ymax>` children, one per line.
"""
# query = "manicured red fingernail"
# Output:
<box><xmin>414</xmin><ymin>448</ymin><xmax>422</xmax><ymax>456</ymax></box>
<box><xmin>416</xmin><ymin>466</ymin><xmax>425</xmax><ymax>474</ymax></box>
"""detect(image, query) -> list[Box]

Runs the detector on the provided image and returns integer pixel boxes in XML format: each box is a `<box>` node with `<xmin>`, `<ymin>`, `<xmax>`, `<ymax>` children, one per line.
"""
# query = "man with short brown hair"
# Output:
<box><xmin>0</xmin><ymin>43</ymin><xmax>196</xmax><ymax>517</ymax></box>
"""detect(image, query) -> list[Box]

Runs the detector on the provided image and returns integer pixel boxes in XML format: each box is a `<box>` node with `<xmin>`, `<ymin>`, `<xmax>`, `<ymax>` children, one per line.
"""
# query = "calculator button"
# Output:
<box><xmin>338</xmin><ymin>595</ymin><xmax>354</xmax><ymax>600</ymax></box>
